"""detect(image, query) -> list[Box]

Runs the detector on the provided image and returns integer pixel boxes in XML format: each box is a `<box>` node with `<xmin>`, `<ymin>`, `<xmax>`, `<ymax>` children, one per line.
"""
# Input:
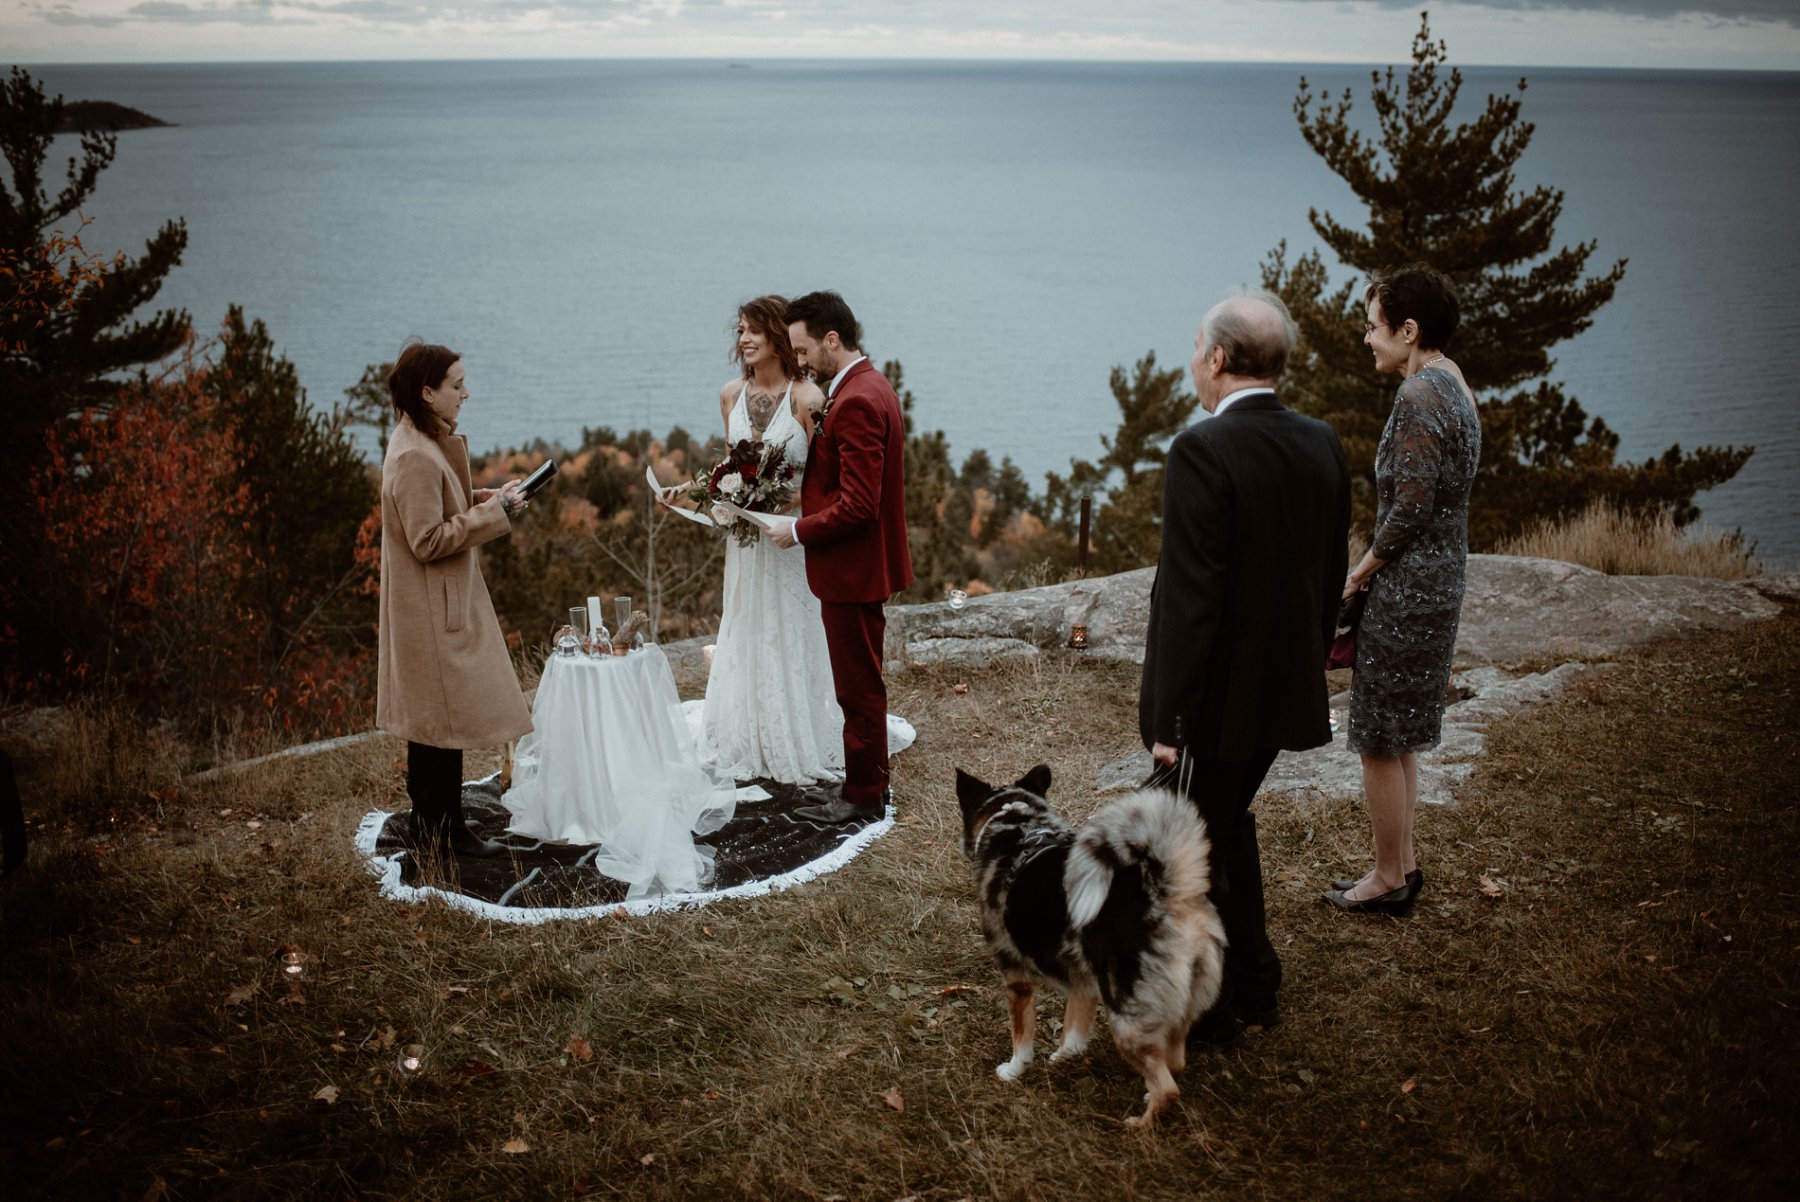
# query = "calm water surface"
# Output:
<box><xmin>26</xmin><ymin>60</ymin><xmax>1800</xmax><ymax>563</ymax></box>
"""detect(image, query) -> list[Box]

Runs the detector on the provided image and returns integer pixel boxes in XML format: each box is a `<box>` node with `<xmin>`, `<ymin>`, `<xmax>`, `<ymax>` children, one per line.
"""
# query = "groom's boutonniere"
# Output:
<box><xmin>815</xmin><ymin>396</ymin><xmax>835</xmax><ymax>426</ymax></box>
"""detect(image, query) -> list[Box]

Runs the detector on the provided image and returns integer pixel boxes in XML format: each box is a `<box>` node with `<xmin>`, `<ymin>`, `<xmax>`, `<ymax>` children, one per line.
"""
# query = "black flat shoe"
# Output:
<box><xmin>1321</xmin><ymin>882</ymin><xmax>1415</xmax><ymax>915</ymax></box>
<box><xmin>1331</xmin><ymin>868</ymin><xmax>1423</xmax><ymax>894</ymax></box>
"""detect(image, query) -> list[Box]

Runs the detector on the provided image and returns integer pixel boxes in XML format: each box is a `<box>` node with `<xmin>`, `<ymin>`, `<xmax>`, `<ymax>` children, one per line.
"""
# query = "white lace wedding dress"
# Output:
<box><xmin>697</xmin><ymin>382</ymin><xmax>848</xmax><ymax>784</ymax></box>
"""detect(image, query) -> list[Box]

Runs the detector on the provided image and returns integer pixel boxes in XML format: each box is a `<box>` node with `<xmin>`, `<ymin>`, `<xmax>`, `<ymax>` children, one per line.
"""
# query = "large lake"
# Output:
<box><xmin>24</xmin><ymin>60</ymin><xmax>1800</xmax><ymax>564</ymax></box>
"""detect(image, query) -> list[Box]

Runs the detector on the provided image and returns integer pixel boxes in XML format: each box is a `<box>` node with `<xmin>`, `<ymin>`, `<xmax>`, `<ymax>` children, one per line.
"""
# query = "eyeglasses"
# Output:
<box><xmin>1363</xmin><ymin>321</ymin><xmax>1388</xmax><ymax>335</ymax></box>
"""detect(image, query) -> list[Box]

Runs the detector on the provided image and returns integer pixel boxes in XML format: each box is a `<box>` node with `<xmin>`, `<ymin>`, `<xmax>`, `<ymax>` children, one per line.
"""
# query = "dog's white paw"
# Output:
<box><xmin>1050</xmin><ymin>1035</ymin><xmax>1089</xmax><ymax>1062</ymax></box>
<box><xmin>995</xmin><ymin>1057</ymin><xmax>1030</xmax><ymax>1082</ymax></box>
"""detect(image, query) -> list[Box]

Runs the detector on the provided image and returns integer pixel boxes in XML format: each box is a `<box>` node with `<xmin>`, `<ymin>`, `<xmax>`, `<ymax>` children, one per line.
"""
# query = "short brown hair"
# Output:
<box><xmin>1365</xmin><ymin>264</ymin><xmax>1460</xmax><ymax>348</ymax></box>
<box><xmin>733</xmin><ymin>295</ymin><xmax>802</xmax><ymax>381</ymax></box>
<box><xmin>783</xmin><ymin>290</ymin><xmax>861</xmax><ymax>351</ymax></box>
<box><xmin>386</xmin><ymin>339</ymin><xmax>459</xmax><ymax>439</ymax></box>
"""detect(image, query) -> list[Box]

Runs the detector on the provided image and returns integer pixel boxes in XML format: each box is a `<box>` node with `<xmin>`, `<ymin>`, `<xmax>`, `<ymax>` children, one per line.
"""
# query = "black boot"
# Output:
<box><xmin>447</xmin><ymin>791</ymin><xmax>506</xmax><ymax>859</ymax></box>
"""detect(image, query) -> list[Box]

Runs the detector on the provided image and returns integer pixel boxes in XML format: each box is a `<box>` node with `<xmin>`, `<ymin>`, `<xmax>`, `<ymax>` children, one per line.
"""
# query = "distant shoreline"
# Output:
<box><xmin>55</xmin><ymin>100</ymin><xmax>170</xmax><ymax>133</ymax></box>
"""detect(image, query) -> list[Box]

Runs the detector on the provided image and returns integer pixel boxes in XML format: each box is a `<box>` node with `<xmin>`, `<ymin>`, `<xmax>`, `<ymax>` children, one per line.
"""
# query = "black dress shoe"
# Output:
<box><xmin>800</xmin><ymin>783</ymin><xmax>844</xmax><ymax>806</ymax></box>
<box><xmin>1321</xmin><ymin>881</ymin><xmax>1415</xmax><ymax>915</ymax></box>
<box><xmin>1187</xmin><ymin>1012</ymin><xmax>1244</xmax><ymax>1049</ymax></box>
<box><xmin>1331</xmin><ymin>868</ymin><xmax>1423</xmax><ymax>894</ymax></box>
<box><xmin>1234</xmin><ymin>1001</ymin><xmax>1282</xmax><ymax>1030</ymax></box>
<box><xmin>792</xmin><ymin>797</ymin><xmax>881</xmax><ymax>825</ymax></box>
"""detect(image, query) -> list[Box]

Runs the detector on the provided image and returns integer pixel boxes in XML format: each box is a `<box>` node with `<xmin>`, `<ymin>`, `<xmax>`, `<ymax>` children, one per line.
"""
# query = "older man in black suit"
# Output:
<box><xmin>1140</xmin><ymin>290</ymin><xmax>1351</xmax><ymax>1045</ymax></box>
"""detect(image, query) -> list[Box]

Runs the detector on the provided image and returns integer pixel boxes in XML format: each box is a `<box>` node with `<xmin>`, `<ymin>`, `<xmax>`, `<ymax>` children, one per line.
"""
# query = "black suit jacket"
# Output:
<box><xmin>1139</xmin><ymin>391</ymin><xmax>1351</xmax><ymax>761</ymax></box>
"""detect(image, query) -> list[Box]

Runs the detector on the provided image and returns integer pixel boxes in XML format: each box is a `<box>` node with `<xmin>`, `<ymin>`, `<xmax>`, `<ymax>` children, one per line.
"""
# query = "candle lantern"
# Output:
<box><xmin>1068</xmin><ymin>623</ymin><xmax>1089</xmax><ymax>651</ymax></box>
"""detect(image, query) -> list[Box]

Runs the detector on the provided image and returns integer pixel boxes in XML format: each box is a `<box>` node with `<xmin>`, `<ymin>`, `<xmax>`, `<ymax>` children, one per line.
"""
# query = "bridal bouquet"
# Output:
<box><xmin>687</xmin><ymin>438</ymin><xmax>797</xmax><ymax>547</ymax></box>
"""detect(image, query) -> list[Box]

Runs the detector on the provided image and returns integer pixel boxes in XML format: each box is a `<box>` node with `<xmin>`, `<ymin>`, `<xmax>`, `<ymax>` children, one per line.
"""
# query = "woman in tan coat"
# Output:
<box><xmin>376</xmin><ymin>341</ymin><xmax>533</xmax><ymax>858</ymax></box>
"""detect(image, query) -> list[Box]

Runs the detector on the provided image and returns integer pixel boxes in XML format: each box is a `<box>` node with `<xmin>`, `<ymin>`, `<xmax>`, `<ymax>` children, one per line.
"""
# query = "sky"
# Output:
<box><xmin>3</xmin><ymin>0</ymin><xmax>1798</xmax><ymax>70</ymax></box>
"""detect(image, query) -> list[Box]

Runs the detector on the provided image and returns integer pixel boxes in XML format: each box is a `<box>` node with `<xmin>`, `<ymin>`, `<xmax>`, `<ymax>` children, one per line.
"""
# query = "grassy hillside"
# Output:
<box><xmin>2</xmin><ymin>607</ymin><xmax>1796</xmax><ymax>1199</ymax></box>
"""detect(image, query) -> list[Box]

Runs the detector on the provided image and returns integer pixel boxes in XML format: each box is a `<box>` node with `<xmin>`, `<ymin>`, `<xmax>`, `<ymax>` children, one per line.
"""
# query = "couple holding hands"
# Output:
<box><xmin>372</xmin><ymin>290</ymin><xmax>911</xmax><ymax>863</ymax></box>
<box><xmin>678</xmin><ymin>290</ymin><xmax>914</xmax><ymax>822</ymax></box>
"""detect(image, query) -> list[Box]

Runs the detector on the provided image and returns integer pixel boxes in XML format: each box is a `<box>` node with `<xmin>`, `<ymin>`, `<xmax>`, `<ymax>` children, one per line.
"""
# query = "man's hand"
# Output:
<box><xmin>1151</xmin><ymin>742</ymin><xmax>1179</xmax><ymax>766</ymax></box>
<box><xmin>764</xmin><ymin>516</ymin><xmax>798</xmax><ymax>549</ymax></box>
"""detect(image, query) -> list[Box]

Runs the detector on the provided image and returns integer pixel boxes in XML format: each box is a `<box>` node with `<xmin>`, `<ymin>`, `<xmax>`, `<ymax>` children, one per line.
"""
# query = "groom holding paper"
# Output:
<box><xmin>766</xmin><ymin>291</ymin><xmax>913</xmax><ymax>823</ymax></box>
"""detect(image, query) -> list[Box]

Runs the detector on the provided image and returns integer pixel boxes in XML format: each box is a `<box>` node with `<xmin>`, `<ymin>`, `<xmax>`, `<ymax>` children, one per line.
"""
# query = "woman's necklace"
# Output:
<box><xmin>1419</xmin><ymin>354</ymin><xmax>1447</xmax><ymax>371</ymax></box>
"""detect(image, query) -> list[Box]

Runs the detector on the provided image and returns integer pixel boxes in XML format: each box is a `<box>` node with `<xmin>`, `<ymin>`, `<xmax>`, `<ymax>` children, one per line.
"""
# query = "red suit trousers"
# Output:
<box><xmin>819</xmin><ymin>599</ymin><xmax>889</xmax><ymax>808</ymax></box>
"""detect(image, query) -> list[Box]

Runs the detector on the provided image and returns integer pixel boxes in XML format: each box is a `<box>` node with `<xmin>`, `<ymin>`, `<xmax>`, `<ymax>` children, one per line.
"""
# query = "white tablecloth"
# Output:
<box><xmin>502</xmin><ymin>646</ymin><xmax>741</xmax><ymax>897</ymax></box>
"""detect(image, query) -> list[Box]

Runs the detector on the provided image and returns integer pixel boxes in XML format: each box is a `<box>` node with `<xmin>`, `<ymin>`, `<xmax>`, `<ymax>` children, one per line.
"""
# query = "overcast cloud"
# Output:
<box><xmin>6</xmin><ymin>0</ymin><xmax>1798</xmax><ymax>69</ymax></box>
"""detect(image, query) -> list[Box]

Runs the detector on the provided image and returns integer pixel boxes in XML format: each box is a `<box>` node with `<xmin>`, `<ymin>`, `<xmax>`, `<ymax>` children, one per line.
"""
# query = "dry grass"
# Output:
<box><xmin>3</xmin><ymin>612</ymin><xmax>1798</xmax><ymax>1200</ymax></box>
<box><xmin>1496</xmin><ymin>500</ymin><xmax>1763</xmax><ymax>578</ymax></box>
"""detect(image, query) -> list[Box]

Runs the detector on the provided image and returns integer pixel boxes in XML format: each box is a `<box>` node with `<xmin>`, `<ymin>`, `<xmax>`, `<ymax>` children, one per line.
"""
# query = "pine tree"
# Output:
<box><xmin>1262</xmin><ymin>13</ymin><xmax>1751</xmax><ymax>547</ymax></box>
<box><xmin>1041</xmin><ymin>351</ymin><xmax>1197</xmax><ymax>574</ymax></box>
<box><xmin>0</xmin><ymin>67</ymin><xmax>190</xmax><ymax>470</ymax></box>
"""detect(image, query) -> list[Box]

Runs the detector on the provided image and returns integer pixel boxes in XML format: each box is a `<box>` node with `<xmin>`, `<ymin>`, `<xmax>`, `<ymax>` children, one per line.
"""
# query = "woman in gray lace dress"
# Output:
<box><xmin>1325</xmin><ymin>265</ymin><xmax>1481</xmax><ymax>915</ymax></box>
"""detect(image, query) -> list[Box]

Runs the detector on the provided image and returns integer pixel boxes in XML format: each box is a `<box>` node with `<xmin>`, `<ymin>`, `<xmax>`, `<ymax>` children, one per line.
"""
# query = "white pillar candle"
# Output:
<box><xmin>587</xmin><ymin>595</ymin><xmax>602</xmax><ymax>633</ymax></box>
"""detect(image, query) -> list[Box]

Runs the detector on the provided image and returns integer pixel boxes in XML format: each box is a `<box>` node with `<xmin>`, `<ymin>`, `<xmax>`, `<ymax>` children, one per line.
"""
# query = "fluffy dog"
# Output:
<box><xmin>954</xmin><ymin>764</ymin><xmax>1226</xmax><ymax>1126</ymax></box>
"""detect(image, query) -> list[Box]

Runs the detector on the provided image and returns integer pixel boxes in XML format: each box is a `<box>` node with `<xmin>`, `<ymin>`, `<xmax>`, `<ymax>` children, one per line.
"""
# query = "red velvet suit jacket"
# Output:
<box><xmin>794</xmin><ymin>358</ymin><xmax>915</xmax><ymax>604</ymax></box>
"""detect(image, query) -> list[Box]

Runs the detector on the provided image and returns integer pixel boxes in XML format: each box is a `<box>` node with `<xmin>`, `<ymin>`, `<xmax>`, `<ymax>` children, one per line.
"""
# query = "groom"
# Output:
<box><xmin>765</xmin><ymin>291</ymin><xmax>913</xmax><ymax>823</ymax></box>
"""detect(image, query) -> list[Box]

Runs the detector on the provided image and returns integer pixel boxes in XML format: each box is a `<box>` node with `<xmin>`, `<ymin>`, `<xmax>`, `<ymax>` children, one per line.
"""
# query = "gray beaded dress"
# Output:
<box><xmin>1348</xmin><ymin>366</ymin><xmax>1482</xmax><ymax>756</ymax></box>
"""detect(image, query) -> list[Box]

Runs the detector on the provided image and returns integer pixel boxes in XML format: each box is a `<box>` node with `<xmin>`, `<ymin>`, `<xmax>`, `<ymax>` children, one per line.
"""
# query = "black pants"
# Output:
<box><xmin>406</xmin><ymin>742</ymin><xmax>464</xmax><ymax>842</ymax></box>
<box><xmin>1152</xmin><ymin>748</ymin><xmax>1283</xmax><ymax>1017</ymax></box>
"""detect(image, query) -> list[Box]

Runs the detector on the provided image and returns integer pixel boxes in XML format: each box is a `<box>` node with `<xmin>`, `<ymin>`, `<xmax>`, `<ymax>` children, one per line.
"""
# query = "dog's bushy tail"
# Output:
<box><xmin>1065</xmin><ymin>788</ymin><xmax>1212</xmax><ymax>928</ymax></box>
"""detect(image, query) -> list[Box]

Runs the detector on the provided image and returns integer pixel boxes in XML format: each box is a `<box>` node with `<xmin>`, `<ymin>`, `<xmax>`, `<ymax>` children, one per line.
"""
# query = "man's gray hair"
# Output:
<box><xmin>1201</xmin><ymin>289</ymin><xmax>1298</xmax><ymax>380</ymax></box>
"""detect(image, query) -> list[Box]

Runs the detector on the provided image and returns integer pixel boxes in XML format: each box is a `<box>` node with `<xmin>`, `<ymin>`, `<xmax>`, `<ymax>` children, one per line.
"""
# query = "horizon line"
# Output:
<box><xmin>11</xmin><ymin>53</ymin><xmax>1799</xmax><ymax>75</ymax></box>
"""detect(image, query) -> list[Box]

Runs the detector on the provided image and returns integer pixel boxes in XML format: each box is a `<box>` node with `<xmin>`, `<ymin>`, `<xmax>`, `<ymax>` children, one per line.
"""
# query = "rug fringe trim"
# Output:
<box><xmin>353</xmin><ymin>774</ymin><xmax>895</xmax><ymax>923</ymax></box>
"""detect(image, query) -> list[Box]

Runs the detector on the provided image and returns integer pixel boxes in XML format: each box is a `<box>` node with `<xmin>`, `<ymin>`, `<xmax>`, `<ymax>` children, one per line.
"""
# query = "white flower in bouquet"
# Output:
<box><xmin>719</xmin><ymin>471</ymin><xmax>744</xmax><ymax>496</ymax></box>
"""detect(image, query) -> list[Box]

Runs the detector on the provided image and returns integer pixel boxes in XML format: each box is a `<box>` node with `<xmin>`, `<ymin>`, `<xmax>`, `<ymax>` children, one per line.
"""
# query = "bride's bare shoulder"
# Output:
<box><xmin>793</xmin><ymin>378</ymin><xmax>826</xmax><ymax>413</ymax></box>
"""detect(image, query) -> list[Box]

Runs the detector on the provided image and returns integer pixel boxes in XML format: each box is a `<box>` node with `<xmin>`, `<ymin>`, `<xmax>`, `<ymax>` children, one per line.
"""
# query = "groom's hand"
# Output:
<box><xmin>765</xmin><ymin>517</ymin><xmax>799</xmax><ymax>549</ymax></box>
<box><xmin>1151</xmin><ymin>742</ymin><xmax>1179</xmax><ymax>765</ymax></box>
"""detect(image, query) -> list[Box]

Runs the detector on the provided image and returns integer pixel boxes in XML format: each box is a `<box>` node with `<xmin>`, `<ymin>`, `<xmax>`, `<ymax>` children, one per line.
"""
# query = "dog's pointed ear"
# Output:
<box><xmin>1017</xmin><ymin>763</ymin><xmax>1052</xmax><ymax>797</ymax></box>
<box><xmin>954</xmin><ymin>768</ymin><xmax>992</xmax><ymax>815</ymax></box>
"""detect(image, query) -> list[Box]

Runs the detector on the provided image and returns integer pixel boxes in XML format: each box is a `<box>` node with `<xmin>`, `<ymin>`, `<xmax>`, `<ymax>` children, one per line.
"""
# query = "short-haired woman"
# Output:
<box><xmin>376</xmin><ymin>341</ymin><xmax>533</xmax><ymax>859</ymax></box>
<box><xmin>1326</xmin><ymin>264</ymin><xmax>1482</xmax><ymax>915</ymax></box>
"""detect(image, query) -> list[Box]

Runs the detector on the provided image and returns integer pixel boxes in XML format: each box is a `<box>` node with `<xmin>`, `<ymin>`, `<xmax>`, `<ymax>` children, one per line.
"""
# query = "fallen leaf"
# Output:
<box><xmin>137</xmin><ymin>1177</ymin><xmax>168</xmax><ymax>1202</ymax></box>
<box><xmin>1401</xmin><ymin>1077</ymin><xmax>1417</xmax><ymax>1094</ymax></box>
<box><xmin>952</xmin><ymin>683</ymin><xmax>969</xmax><ymax>695</ymax></box>
<box><xmin>639</xmin><ymin>1152</ymin><xmax>656</xmax><ymax>1166</ymax></box>
<box><xmin>880</xmin><ymin>1086</ymin><xmax>905</xmax><ymax>1112</ymax></box>
<box><xmin>501</xmin><ymin>1138</ymin><xmax>530</xmax><ymax>1154</ymax></box>
<box><xmin>937</xmin><ymin>983</ymin><xmax>976</xmax><ymax>998</ymax></box>
<box><xmin>1478</xmin><ymin>875</ymin><xmax>1505</xmax><ymax>898</ymax></box>
<box><xmin>378</xmin><ymin>1025</ymin><xmax>397</xmax><ymax>1051</ymax></box>
<box><xmin>834</xmin><ymin>1046</ymin><xmax>860</xmax><ymax>1059</ymax></box>
<box><xmin>566</xmin><ymin>1035</ymin><xmax>594</xmax><ymax>1063</ymax></box>
<box><xmin>312</xmin><ymin>1085</ymin><xmax>339</xmax><ymax>1105</ymax></box>
<box><xmin>224</xmin><ymin>982</ymin><xmax>259</xmax><ymax>1007</ymax></box>
<box><xmin>455</xmin><ymin>1060</ymin><xmax>498</xmax><ymax>1082</ymax></box>
<box><xmin>127</xmin><ymin>934</ymin><xmax>142</xmax><ymax>945</ymax></box>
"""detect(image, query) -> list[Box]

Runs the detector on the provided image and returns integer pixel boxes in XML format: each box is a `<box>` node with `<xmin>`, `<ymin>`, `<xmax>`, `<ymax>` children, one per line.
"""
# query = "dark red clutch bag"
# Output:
<box><xmin>1326</xmin><ymin>590</ymin><xmax>1366</xmax><ymax>671</ymax></box>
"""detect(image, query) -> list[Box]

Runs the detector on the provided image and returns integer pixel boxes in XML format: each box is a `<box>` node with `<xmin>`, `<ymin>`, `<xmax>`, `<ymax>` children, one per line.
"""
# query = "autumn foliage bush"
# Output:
<box><xmin>10</xmin><ymin>332</ymin><xmax>378</xmax><ymax>741</ymax></box>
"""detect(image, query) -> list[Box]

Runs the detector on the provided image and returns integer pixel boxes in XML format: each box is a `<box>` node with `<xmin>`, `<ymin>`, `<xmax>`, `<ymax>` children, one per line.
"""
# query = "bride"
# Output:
<box><xmin>692</xmin><ymin>295</ymin><xmax>845</xmax><ymax>785</ymax></box>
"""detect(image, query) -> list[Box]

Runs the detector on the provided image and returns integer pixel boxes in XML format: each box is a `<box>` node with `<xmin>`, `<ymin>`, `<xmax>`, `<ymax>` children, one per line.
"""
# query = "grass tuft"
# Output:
<box><xmin>1496</xmin><ymin>499</ymin><xmax>1764</xmax><ymax>578</ymax></box>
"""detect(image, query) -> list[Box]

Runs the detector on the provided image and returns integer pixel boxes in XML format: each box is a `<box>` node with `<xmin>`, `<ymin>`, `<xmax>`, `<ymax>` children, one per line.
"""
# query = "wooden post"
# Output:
<box><xmin>1076</xmin><ymin>495</ymin><xmax>1091</xmax><ymax>579</ymax></box>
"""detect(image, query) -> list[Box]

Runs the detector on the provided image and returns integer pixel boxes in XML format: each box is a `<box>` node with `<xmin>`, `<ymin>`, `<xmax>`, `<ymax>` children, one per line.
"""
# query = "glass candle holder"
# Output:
<box><xmin>557</xmin><ymin>608</ymin><xmax>585</xmax><ymax>657</ymax></box>
<box><xmin>946</xmin><ymin>588</ymin><xmax>968</xmax><ymax>610</ymax></box>
<box><xmin>1068</xmin><ymin>623</ymin><xmax>1089</xmax><ymax>650</ymax></box>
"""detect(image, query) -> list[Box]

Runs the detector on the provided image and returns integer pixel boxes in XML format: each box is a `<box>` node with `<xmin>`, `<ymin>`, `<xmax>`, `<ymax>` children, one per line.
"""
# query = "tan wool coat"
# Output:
<box><xmin>375</xmin><ymin>417</ymin><xmax>533</xmax><ymax>749</ymax></box>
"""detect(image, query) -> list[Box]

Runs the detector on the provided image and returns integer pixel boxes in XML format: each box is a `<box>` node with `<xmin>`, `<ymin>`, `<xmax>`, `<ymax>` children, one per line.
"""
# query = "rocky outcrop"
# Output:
<box><xmin>882</xmin><ymin>556</ymin><xmax>1795</xmax><ymax>670</ymax></box>
<box><xmin>1454</xmin><ymin>556</ymin><xmax>1787</xmax><ymax>664</ymax></box>
<box><xmin>884</xmin><ymin>570</ymin><xmax>1154</xmax><ymax>669</ymax></box>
